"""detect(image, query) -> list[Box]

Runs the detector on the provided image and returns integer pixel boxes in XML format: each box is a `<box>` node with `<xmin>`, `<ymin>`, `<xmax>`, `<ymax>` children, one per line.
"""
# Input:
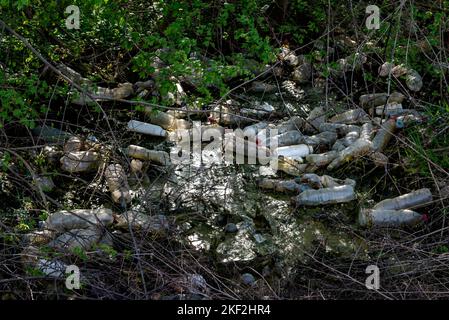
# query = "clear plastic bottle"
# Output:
<box><xmin>292</xmin><ymin>185</ymin><xmax>356</xmax><ymax>206</ymax></box>
<box><xmin>358</xmin><ymin>208</ymin><xmax>424</xmax><ymax>227</ymax></box>
<box><xmin>329</xmin><ymin>109</ymin><xmax>369</xmax><ymax>124</ymax></box>
<box><xmin>372</xmin><ymin>118</ymin><xmax>396</xmax><ymax>152</ymax></box>
<box><xmin>273</xmin><ymin>144</ymin><xmax>313</xmax><ymax>159</ymax></box>
<box><xmin>305</xmin><ymin>151</ymin><xmax>339</xmax><ymax>167</ymax></box>
<box><xmin>127</xmin><ymin>120</ymin><xmax>167</xmax><ymax>137</ymax></box>
<box><xmin>127</xmin><ymin>145</ymin><xmax>171</xmax><ymax>166</ymax></box>
<box><xmin>60</xmin><ymin>151</ymin><xmax>100</xmax><ymax>173</ymax></box>
<box><xmin>373</xmin><ymin>188</ymin><xmax>432</xmax><ymax>211</ymax></box>
<box><xmin>327</xmin><ymin>138</ymin><xmax>373</xmax><ymax>170</ymax></box>
<box><xmin>105</xmin><ymin>164</ymin><xmax>131</xmax><ymax>204</ymax></box>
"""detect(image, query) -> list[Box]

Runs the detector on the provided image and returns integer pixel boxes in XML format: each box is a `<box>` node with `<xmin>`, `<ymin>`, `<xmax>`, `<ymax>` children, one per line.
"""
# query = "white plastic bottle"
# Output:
<box><xmin>127</xmin><ymin>120</ymin><xmax>167</xmax><ymax>137</ymax></box>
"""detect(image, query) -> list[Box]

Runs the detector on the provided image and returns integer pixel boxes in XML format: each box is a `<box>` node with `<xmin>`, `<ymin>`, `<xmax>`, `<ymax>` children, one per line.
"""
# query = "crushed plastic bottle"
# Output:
<box><xmin>292</xmin><ymin>185</ymin><xmax>356</xmax><ymax>206</ymax></box>
<box><xmin>320</xmin><ymin>175</ymin><xmax>356</xmax><ymax>188</ymax></box>
<box><xmin>303</xmin><ymin>131</ymin><xmax>337</xmax><ymax>146</ymax></box>
<box><xmin>329</xmin><ymin>109</ymin><xmax>369</xmax><ymax>124</ymax></box>
<box><xmin>358</xmin><ymin>208</ymin><xmax>424</xmax><ymax>227</ymax></box>
<box><xmin>299</xmin><ymin>173</ymin><xmax>323</xmax><ymax>189</ymax></box>
<box><xmin>63</xmin><ymin>136</ymin><xmax>83</xmax><ymax>153</ymax></box>
<box><xmin>60</xmin><ymin>151</ymin><xmax>100</xmax><ymax>173</ymax></box>
<box><xmin>305</xmin><ymin>106</ymin><xmax>326</xmax><ymax>131</ymax></box>
<box><xmin>372</xmin><ymin>118</ymin><xmax>396</xmax><ymax>152</ymax></box>
<box><xmin>359</xmin><ymin>123</ymin><xmax>374</xmax><ymax>141</ymax></box>
<box><xmin>359</xmin><ymin>92</ymin><xmax>405</xmax><ymax>109</ymax></box>
<box><xmin>327</xmin><ymin>138</ymin><xmax>373</xmax><ymax>170</ymax></box>
<box><xmin>373</xmin><ymin>188</ymin><xmax>432</xmax><ymax>211</ymax></box>
<box><xmin>305</xmin><ymin>150</ymin><xmax>339</xmax><ymax>167</ymax></box>
<box><xmin>266</xmin><ymin>130</ymin><xmax>304</xmax><ymax>148</ymax></box>
<box><xmin>127</xmin><ymin>145</ymin><xmax>171</xmax><ymax>166</ymax></box>
<box><xmin>319</xmin><ymin>123</ymin><xmax>361</xmax><ymax>136</ymax></box>
<box><xmin>275</xmin><ymin>157</ymin><xmax>310</xmax><ymax>176</ymax></box>
<box><xmin>258</xmin><ymin>178</ymin><xmax>302</xmax><ymax>193</ymax></box>
<box><xmin>105</xmin><ymin>164</ymin><xmax>131</xmax><ymax>204</ymax></box>
<box><xmin>405</xmin><ymin>69</ymin><xmax>423</xmax><ymax>92</ymax></box>
<box><xmin>378</xmin><ymin>62</ymin><xmax>394</xmax><ymax>77</ymax></box>
<box><xmin>127</xmin><ymin>120</ymin><xmax>167</xmax><ymax>137</ymax></box>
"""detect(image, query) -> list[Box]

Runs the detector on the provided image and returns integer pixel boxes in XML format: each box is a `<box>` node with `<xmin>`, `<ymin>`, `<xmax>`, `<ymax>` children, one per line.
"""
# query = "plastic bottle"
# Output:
<box><xmin>292</xmin><ymin>185</ymin><xmax>356</xmax><ymax>206</ymax></box>
<box><xmin>60</xmin><ymin>151</ymin><xmax>100</xmax><ymax>173</ymax></box>
<box><xmin>327</xmin><ymin>138</ymin><xmax>373</xmax><ymax>170</ymax></box>
<box><xmin>127</xmin><ymin>120</ymin><xmax>167</xmax><ymax>137</ymax></box>
<box><xmin>299</xmin><ymin>173</ymin><xmax>323</xmax><ymax>189</ymax></box>
<box><xmin>369</xmin><ymin>151</ymin><xmax>389</xmax><ymax>167</ymax></box>
<box><xmin>127</xmin><ymin>145</ymin><xmax>171</xmax><ymax>166</ymax></box>
<box><xmin>258</xmin><ymin>178</ymin><xmax>302</xmax><ymax>193</ymax></box>
<box><xmin>375</xmin><ymin>103</ymin><xmax>403</xmax><ymax>116</ymax></box>
<box><xmin>144</xmin><ymin>107</ymin><xmax>191</xmax><ymax>130</ymax></box>
<box><xmin>372</xmin><ymin>118</ymin><xmax>396</xmax><ymax>152</ymax></box>
<box><xmin>243</xmin><ymin>122</ymin><xmax>269</xmax><ymax>137</ymax></box>
<box><xmin>359</xmin><ymin>122</ymin><xmax>374</xmax><ymax>141</ymax></box>
<box><xmin>329</xmin><ymin>109</ymin><xmax>369</xmax><ymax>124</ymax></box>
<box><xmin>105</xmin><ymin>164</ymin><xmax>131</xmax><ymax>204</ymax></box>
<box><xmin>45</xmin><ymin>208</ymin><xmax>113</xmax><ymax>232</ymax></box>
<box><xmin>266</xmin><ymin>130</ymin><xmax>304</xmax><ymax>148</ymax></box>
<box><xmin>305</xmin><ymin>151</ymin><xmax>339</xmax><ymax>167</ymax></box>
<box><xmin>273</xmin><ymin>144</ymin><xmax>313</xmax><ymax>159</ymax></box>
<box><xmin>406</xmin><ymin>69</ymin><xmax>423</xmax><ymax>92</ymax></box>
<box><xmin>359</xmin><ymin>92</ymin><xmax>405</xmax><ymax>108</ymax></box>
<box><xmin>320</xmin><ymin>175</ymin><xmax>356</xmax><ymax>188</ymax></box>
<box><xmin>303</xmin><ymin>131</ymin><xmax>337</xmax><ymax>146</ymax></box>
<box><xmin>373</xmin><ymin>188</ymin><xmax>432</xmax><ymax>211</ymax></box>
<box><xmin>276</xmin><ymin>157</ymin><xmax>310</xmax><ymax>176</ymax></box>
<box><xmin>319</xmin><ymin>123</ymin><xmax>361</xmax><ymax>136</ymax></box>
<box><xmin>378</xmin><ymin>62</ymin><xmax>394</xmax><ymax>77</ymax></box>
<box><xmin>305</xmin><ymin>106</ymin><xmax>326</xmax><ymax>131</ymax></box>
<box><xmin>63</xmin><ymin>136</ymin><xmax>83</xmax><ymax>153</ymax></box>
<box><xmin>358</xmin><ymin>208</ymin><xmax>424</xmax><ymax>227</ymax></box>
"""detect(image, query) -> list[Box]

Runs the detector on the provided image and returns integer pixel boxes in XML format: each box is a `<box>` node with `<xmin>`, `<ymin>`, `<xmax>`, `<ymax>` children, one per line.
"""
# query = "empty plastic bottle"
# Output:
<box><xmin>144</xmin><ymin>108</ymin><xmax>191</xmax><ymax>130</ymax></box>
<box><xmin>406</xmin><ymin>69</ymin><xmax>423</xmax><ymax>92</ymax></box>
<box><xmin>373</xmin><ymin>188</ymin><xmax>432</xmax><ymax>211</ymax></box>
<box><xmin>266</xmin><ymin>130</ymin><xmax>304</xmax><ymax>148</ymax></box>
<box><xmin>329</xmin><ymin>109</ymin><xmax>369</xmax><ymax>124</ymax></box>
<box><xmin>359</xmin><ymin>122</ymin><xmax>374</xmax><ymax>141</ymax></box>
<box><xmin>359</xmin><ymin>92</ymin><xmax>405</xmax><ymax>108</ymax></box>
<box><xmin>127</xmin><ymin>120</ymin><xmax>167</xmax><ymax>137</ymax></box>
<box><xmin>358</xmin><ymin>208</ymin><xmax>424</xmax><ymax>227</ymax></box>
<box><xmin>327</xmin><ymin>138</ymin><xmax>373</xmax><ymax>170</ymax></box>
<box><xmin>105</xmin><ymin>164</ymin><xmax>131</xmax><ymax>204</ymax></box>
<box><xmin>127</xmin><ymin>145</ymin><xmax>171</xmax><ymax>166</ymax></box>
<box><xmin>375</xmin><ymin>103</ymin><xmax>403</xmax><ymax>116</ymax></box>
<box><xmin>60</xmin><ymin>151</ymin><xmax>100</xmax><ymax>173</ymax></box>
<box><xmin>303</xmin><ymin>131</ymin><xmax>337</xmax><ymax>146</ymax></box>
<box><xmin>299</xmin><ymin>173</ymin><xmax>323</xmax><ymax>189</ymax></box>
<box><xmin>275</xmin><ymin>157</ymin><xmax>310</xmax><ymax>176</ymax></box>
<box><xmin>372</xmin><ymin>118</ymin><xmax>396</xmax><ymax>152</ymax></box>
<box><xmin>305</xmin><ymin>151</ymin><xmax>339</xmax><ymax>167</ymax></box>
<box><xmin>273</xmin><ymin>144</ymin><xmax>313</xmax><ymax>159</ymax></box>
<box><xmin>63</xmin><ymin>136</ymin><xmax>83</xmax><ymax>153</ymax></box>
<box><xmin>292</xmin><ymin>185</ymin><xmax>356</xmax><ymax>206</ymax></box>
<box><xmin>259</xmin><ymin>178</ymin><xmax>302</xmax><ymax>193</ymax></box>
